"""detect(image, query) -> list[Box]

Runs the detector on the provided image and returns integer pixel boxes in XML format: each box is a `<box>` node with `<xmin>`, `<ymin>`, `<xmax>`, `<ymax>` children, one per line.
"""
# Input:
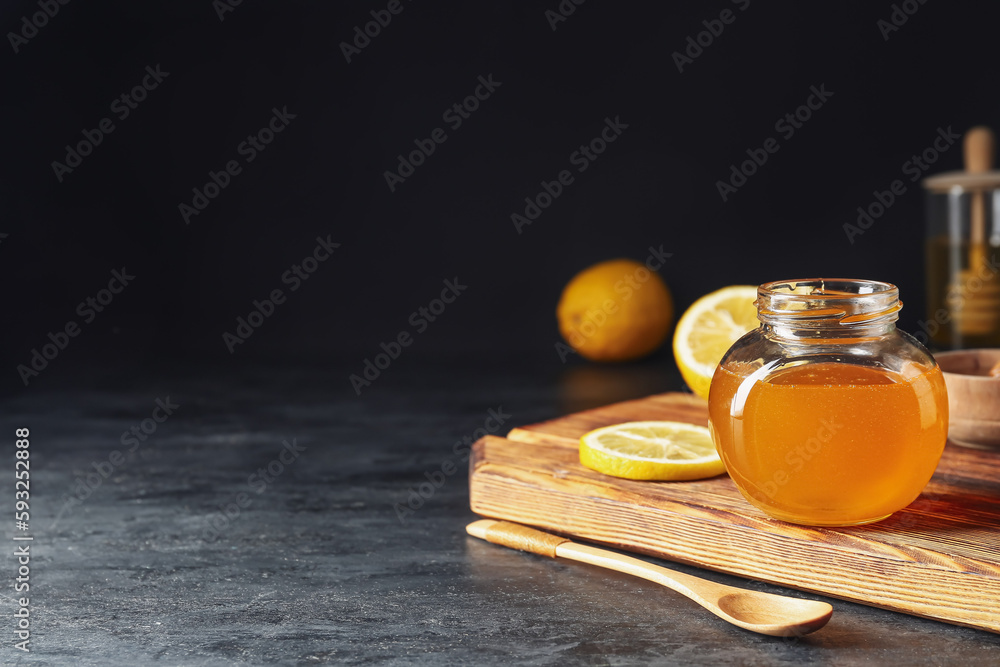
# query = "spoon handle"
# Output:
<box><xmin>466</xmin><ymin>519</ymin><xmax>832</xmax><ymax>636</ymax></box>
<box><xmin>466</xmin><ymin>519</ymin><xmax>727</xmax><ymax>622</ymax></box>
<box><xmin>556</xmin><ymin>540</ymin><xmax>731</xmax><ymax>609</ymax></box>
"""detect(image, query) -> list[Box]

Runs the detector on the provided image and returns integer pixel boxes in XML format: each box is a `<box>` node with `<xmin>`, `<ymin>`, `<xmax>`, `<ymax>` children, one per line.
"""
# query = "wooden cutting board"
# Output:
<box><xmin>468</xmin><ymin>392</ymin><xmax>1000</xmax><ymax>634</ymax></box>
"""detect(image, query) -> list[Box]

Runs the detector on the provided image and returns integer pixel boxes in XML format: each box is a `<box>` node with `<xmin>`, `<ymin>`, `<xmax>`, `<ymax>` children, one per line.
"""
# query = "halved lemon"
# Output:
<box><xmin>672</xmin><ymin>285</ymin><xmax>758</xmax><ymax>399</ymax></box>
<box><xmin>579</xmin><ymin>421</ymin><xmax>726</xmax><ymax>481</ymax></box>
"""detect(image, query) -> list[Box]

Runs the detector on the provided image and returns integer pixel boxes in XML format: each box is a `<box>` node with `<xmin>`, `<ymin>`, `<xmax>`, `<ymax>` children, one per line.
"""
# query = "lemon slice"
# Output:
<box><xmin>673</xmin><ymin>285</ymin><xmax>758</xmax><ymax>399</ymax></box>
<box><xmin>579</xmin><ymin>421</ymin><xmax>726</xmax><ymax>481</ymax></box>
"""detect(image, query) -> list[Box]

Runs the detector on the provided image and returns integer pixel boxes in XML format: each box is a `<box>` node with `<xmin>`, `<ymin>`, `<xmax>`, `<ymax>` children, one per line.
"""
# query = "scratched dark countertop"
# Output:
<box><xmin>2</xmin><ymin>354</ymin><xmax>999</xmax><ymax>666</ymax></box>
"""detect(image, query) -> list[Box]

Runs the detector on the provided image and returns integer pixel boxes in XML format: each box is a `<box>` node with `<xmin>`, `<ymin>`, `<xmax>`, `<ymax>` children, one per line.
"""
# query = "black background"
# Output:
<box><xmin>4</xmin><ymin>0</ymin><xmax>998</xmax><ymax>391</ymax></box>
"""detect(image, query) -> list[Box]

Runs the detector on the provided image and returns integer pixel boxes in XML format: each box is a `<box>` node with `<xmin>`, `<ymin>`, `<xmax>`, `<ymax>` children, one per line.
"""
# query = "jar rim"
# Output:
<box><xmin>758</xmin><ymin>278</ymin><xmax>898</xmax><ymax>299</ymax></box>
<box><xmin>757</xmin><ymin>278</ymin><xmax>901</xmax><ymax>328</ymax></box>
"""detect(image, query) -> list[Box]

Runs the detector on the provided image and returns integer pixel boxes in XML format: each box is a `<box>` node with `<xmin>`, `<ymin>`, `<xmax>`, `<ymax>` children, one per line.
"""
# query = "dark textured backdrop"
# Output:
<box><xmin>4</xmin><ymin>0</ymin><xmax>998</xmax><ymax>388</ymax></box>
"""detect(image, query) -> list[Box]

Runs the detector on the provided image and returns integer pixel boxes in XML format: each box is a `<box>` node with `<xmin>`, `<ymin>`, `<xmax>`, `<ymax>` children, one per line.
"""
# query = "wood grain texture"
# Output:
<box><xmin>468</xmin><ymin>392</ymin><xmax>1000</xmax><ymax>633</ymax></box>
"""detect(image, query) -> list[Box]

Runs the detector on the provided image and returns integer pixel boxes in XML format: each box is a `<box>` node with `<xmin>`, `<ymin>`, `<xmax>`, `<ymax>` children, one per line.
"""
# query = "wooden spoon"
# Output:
<box><xmin>467</xmin><ymin>519</ymin><xmax>833</xmax><ymax>637</ymax></box>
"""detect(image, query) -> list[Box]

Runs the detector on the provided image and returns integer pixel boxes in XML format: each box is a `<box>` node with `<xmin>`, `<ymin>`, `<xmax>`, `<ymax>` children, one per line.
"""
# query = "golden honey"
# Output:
<box><xmin>709</xmin><ymin>361</ymin><xmax>948</xmax><ymax>526</ymax></box>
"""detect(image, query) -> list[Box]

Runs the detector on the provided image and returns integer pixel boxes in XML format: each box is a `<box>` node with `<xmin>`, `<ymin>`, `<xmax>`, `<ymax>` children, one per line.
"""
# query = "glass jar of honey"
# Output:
<box><xmin>708</xmin><ymin>279</ymin><xmax>949</xmax><ymax>526</ymax></box>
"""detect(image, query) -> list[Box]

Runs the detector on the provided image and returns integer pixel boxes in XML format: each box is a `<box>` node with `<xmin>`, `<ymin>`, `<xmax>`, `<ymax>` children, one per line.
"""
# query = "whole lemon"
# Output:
<box><xmin>557</xmin><ymin>259</ymin><xmax>674</xmax><ymax>362</ymax></box>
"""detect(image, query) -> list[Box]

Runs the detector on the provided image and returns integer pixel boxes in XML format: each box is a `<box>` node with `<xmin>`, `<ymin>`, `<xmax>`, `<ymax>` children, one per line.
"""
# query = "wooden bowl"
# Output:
<box><xmin>935</xmin><ymin>349</ymin><xmax>1000</xmax><ymax>449</ymax></box>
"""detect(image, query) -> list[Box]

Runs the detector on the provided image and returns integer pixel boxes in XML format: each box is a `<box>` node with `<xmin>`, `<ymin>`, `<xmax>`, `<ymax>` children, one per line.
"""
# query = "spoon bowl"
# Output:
<box><xmin>716</xmin><ymin>591</ymin><xmax>833</xmax><ymax>635</ymax></box>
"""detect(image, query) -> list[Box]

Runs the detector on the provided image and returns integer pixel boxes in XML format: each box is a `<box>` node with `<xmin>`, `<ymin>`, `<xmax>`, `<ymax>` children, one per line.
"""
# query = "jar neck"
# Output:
<box><xmin>762</xmin><ymin>321</ymin><xmax>897</xmax><ymax>342</ymax></box>
<box><xmin>756</xmin><ymin>278</ymin><xmax>902</xmax><ymax>342</ymax></box>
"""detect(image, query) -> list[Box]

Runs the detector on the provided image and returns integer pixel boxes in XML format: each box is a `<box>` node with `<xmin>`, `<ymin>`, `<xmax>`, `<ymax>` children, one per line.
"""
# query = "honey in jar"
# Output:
<box><xmin>708</xmin><ymin>279</ymin><xmax>949</xmax><ymax>526</ymax></box>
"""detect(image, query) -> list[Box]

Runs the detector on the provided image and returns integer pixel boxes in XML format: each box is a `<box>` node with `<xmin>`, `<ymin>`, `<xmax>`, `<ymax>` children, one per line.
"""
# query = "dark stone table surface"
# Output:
<box><xmin>2</xmin><ymin>355</ymin><xmax>999</xmax><ymax>666</ymax></box>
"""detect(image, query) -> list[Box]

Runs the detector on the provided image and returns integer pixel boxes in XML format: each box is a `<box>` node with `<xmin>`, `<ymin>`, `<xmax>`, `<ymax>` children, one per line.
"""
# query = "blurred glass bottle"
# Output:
<box><xmin>923</xmin><ymin>126</ymin><xmax>1000</xmax><ymax>349</ymax></box>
